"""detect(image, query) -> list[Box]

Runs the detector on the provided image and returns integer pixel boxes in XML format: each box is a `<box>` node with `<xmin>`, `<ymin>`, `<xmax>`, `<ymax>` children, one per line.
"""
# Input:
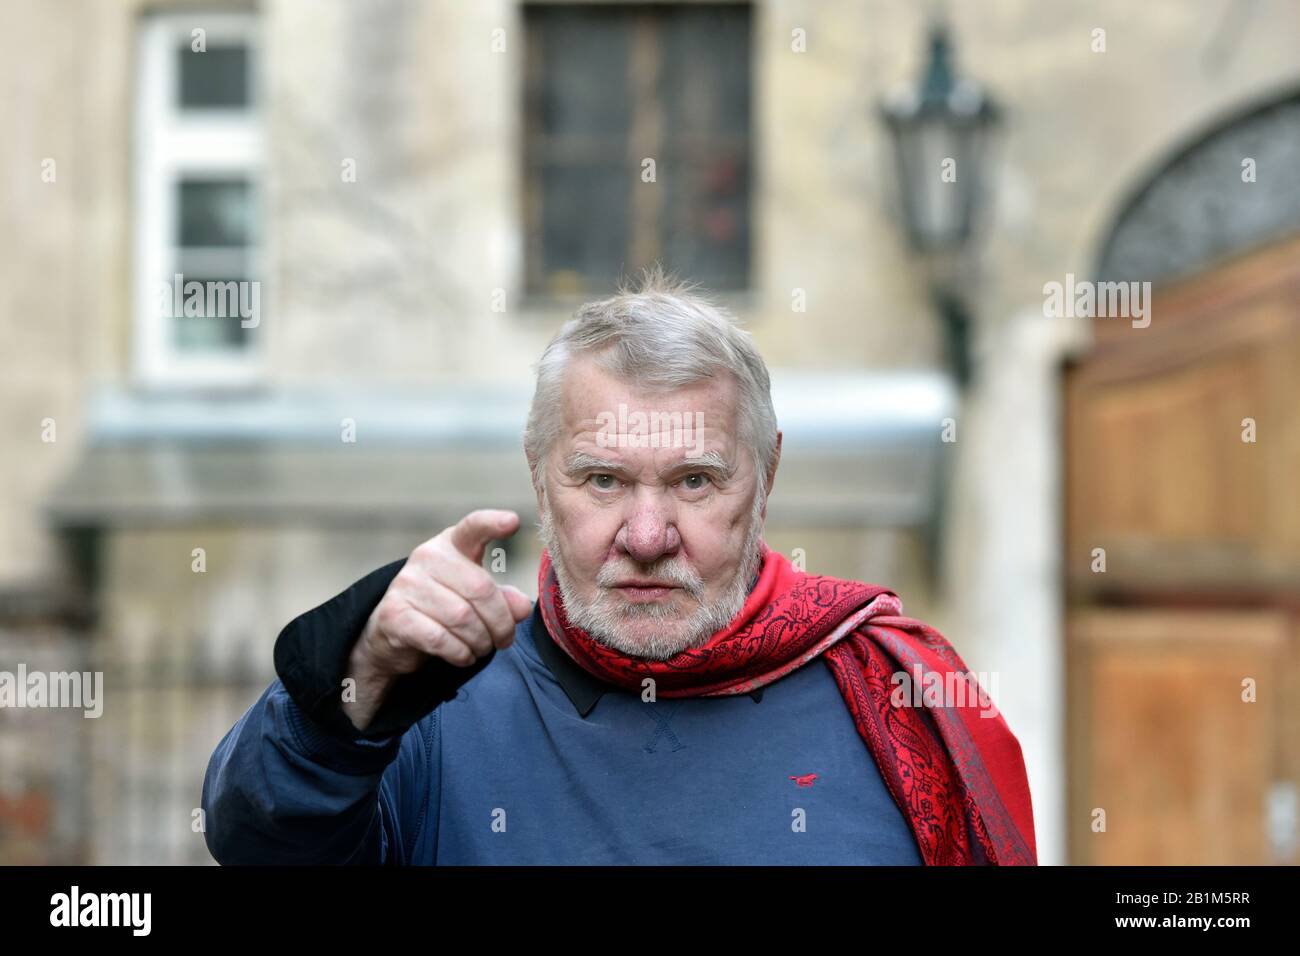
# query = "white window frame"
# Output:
<box><xmin>133</xmin><ymin>11</ymin><xmax>264</xmax><ymax>389</ymax></box>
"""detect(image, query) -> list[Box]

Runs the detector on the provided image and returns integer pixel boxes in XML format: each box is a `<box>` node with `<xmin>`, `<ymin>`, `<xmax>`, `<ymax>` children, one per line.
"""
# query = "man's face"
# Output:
<box><xmin>535</xmin><ymin>354</ymin><xmax>770</xmax><ymax>659</ymax></box>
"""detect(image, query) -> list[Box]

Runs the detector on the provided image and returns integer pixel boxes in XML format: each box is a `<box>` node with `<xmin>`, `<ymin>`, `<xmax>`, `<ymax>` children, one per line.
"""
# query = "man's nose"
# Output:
<box><xmin>617</xmin><ymin>498</ymin><xmax>681</xmax><ymax>564</ymax></box>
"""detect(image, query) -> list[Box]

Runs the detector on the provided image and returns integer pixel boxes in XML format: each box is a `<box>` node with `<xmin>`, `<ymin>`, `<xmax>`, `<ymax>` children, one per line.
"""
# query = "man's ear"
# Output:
<box><xmin>759</xmin><ymin>430</ymin><xmax>782</xmax><ymax>524</ymax></box>
<box><xmin>765</xmin><ymin>430</ymin><xmax>783</xmax><ymax>495</ymax></box>
<box><xmin>526</xmin><ymin>451</ymin><xmax>545</xmax><ymax>515</ymax></box>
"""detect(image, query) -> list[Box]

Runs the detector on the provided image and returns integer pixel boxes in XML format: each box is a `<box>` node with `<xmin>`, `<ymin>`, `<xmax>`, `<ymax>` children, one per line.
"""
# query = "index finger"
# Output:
<box><xmin>446</xmin><ymin>509</ymin><xmax>521</xmax><ymax>564</ymax></box>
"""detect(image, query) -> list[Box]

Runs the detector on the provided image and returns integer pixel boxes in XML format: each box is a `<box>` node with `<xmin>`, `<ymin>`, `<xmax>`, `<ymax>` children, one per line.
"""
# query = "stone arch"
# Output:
<box><xmin>1095</xmin><ymin>85</ymin><xmax>1300</xmax><ymax>285</ymax></box>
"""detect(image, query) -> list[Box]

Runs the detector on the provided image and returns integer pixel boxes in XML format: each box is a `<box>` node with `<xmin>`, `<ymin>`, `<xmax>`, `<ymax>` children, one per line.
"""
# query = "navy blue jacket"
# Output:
<box><xmin>201</xmin><ymin>560</ymin><xmax>923</xmax><ymax>865</ymax></box>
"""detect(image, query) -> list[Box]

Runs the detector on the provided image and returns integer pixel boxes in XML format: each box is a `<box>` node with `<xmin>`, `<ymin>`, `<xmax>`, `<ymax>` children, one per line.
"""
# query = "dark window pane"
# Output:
<box><xmin>170</xmin><ymin>274</ymin><xmax>256</xmax><ymax>352</ymax></box>
<box><xmin>171</xmin><ymin>179</ymin><xmax>259</xmax><ymax>353</ymax></box>
<box><xmin>177</xmin><ymin>44</ymin><xmax>250</xmax><ymax>109</ymax></box>
<box><xmin>661</xmin><ymin>152</ymin><xmax>751</xmax><ymax>290</ymax></box>
<box><xmin>176</xmin><ymin>179</ymin><xmax>253</xmax><ymax>247</ymax></box>
<box><xmin>660</xmin><ymin>6</ymin><xmax>751</xmax><ymax>138</ymax></box>
<box><xmin>539</xmin><ymin>163</ymin><xmax>631</xmax><ymax>294</ymax></box>
<box><xmin>174</xmin><ymin>311</ymin><xmax>253</xmax><ymax>350</ymax></box>
<box><xmin>532</xmin><ymin>8</ymin><xmax>632</xmax><ymax>139</ymax></box>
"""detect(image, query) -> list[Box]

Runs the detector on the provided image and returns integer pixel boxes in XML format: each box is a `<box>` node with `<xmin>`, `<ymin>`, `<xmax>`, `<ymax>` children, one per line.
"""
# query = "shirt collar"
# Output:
<box><xmin>529</xmin><ymin>572</ymin><xmax>765</xmax><ymax>718</ymax></box>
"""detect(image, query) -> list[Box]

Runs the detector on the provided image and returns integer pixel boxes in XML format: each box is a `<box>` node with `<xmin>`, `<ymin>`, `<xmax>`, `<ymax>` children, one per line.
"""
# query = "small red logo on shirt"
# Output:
<box><xmin>789</xmin><ymin>773</ymin><xmax>818</xmax><ymax>788</ymax></box>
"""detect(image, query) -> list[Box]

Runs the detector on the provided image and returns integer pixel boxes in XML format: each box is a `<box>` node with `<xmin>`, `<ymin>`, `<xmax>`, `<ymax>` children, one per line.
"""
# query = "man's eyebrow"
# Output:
<box><xmin>668</xmin><ymin>452</ymin><xmax>735</xmax><ymax>478</ymax></box>
<box><xmin>563</xmin><ymin>452</ymin><xmax>624</xmax><ymax>475</ymax></box>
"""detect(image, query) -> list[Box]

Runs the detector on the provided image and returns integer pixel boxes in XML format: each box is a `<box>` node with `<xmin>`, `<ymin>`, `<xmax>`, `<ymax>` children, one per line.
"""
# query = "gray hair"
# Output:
<box><xmin>523</xmin><ymin>265</ymin><xmax>778</xmax><ymax>495</ymax></box>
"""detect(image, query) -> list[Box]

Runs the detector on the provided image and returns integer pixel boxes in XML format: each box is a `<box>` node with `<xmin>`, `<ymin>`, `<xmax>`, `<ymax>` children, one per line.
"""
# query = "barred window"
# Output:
<box><xmin>523</xmin><ymin>3</ymin><xmax>752</xmax><ymax>296</ymax></box>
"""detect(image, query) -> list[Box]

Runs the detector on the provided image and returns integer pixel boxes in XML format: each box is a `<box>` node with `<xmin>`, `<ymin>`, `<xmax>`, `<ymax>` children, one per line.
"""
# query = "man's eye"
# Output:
<box><xmin>589</xmin><ymin>474</ymin><xmax>619</xmax><ymax>491</ymax></box>
<box><xmin>680</xmin><ymin>474</ymin><xmax>711</xmax><ymax>491</ymax></box>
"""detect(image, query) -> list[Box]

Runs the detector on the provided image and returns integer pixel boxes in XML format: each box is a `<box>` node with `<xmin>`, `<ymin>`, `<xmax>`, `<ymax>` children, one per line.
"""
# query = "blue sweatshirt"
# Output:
<box><xmin>202</xmin><ymin>561</ymin><xmax>923</xmax><ymax>865</ymax></box>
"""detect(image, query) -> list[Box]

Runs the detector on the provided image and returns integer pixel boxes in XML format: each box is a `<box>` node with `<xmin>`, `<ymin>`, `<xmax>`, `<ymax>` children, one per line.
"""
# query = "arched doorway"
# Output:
<box><xmin>1064</xmin><ymin>88</ymin><xmax>1300</xmax><ymax>864</ymax></box>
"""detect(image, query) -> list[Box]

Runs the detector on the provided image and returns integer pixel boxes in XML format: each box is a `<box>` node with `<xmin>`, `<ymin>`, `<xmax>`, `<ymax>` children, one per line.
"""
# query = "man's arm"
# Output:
<box><xmin>202</xmin><ymin>678</ymin><xmax>414</xmax><ymax>864</ymax></box>
<box><xmin>201</xmin><ymin>560</ymin><xmax>482</xmax><ymax>865</ymax></box>
<box><xmin>201</xmin><ymin>511</ymin><xmax>532</xmax><ymax>864</ymax></box>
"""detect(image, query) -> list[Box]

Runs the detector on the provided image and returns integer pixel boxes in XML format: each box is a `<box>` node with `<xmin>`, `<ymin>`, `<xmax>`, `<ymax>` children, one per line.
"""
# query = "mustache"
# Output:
<box><xmin>595</xmin><ymin>558</ymin><xmax>705</xmax><ymax>598</ymax></box>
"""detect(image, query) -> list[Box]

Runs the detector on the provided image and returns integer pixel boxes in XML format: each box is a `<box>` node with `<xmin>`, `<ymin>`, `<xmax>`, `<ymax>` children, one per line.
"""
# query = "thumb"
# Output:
<box><xmin>500</xmin><ymin>584</ymin><xmax>534</xmax><ymax>622</ymax></box>
<box><xmin>447</xmin><ymin>509</ymin><xmax>520</xmax><ymax>563</ymax></box>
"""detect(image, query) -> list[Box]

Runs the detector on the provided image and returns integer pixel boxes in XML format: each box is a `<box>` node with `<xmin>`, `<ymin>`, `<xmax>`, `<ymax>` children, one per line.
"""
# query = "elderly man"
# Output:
<box><xmin>202</xmin><ymin>270</ymin><xmax>1036</xmax><ymax>865</ymax></box>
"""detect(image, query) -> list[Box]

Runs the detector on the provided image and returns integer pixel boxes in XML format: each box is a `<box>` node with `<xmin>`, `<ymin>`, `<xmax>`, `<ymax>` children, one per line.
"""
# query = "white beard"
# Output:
<box><xmin>537</xmin><ymin>491</ymin><xmax>765</xmax><ymax>660</ymax></box>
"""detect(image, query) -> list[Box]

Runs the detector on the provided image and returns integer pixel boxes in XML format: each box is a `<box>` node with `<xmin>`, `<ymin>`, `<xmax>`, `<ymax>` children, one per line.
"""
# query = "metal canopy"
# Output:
<box><xmin>47</xmin><ymin>372</ymin><xmax>957</xmax><ymax>532</ymax></box>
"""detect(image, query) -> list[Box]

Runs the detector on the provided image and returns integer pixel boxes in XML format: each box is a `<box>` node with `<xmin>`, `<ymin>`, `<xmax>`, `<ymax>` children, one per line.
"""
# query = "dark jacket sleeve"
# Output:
<box><xmin>201</xmin><ymin>559</ymin><xmax>495</xmax><ymax>864</ymax></box>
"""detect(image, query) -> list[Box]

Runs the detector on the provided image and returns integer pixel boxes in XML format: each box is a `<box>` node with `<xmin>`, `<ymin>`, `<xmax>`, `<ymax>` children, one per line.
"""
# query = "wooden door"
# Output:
<box><xmin>1064</xmin><ymin>234</ymin><xmax>1300</xmax><ymax>865</ymax></box>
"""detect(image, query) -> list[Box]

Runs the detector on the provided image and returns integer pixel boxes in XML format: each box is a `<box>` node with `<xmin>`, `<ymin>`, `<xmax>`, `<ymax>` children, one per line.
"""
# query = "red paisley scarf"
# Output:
<box><xmin>537</xmin><ymin>540</ymin><xmax>1037</xmax><ymax>865</ymax></box>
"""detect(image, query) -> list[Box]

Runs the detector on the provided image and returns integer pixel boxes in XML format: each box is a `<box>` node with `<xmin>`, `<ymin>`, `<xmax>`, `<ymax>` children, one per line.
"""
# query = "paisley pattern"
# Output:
<box><xmin>538</xmin><ymin>541</ymin><xmax>1037</xmax><ymax>866</ymax></box>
